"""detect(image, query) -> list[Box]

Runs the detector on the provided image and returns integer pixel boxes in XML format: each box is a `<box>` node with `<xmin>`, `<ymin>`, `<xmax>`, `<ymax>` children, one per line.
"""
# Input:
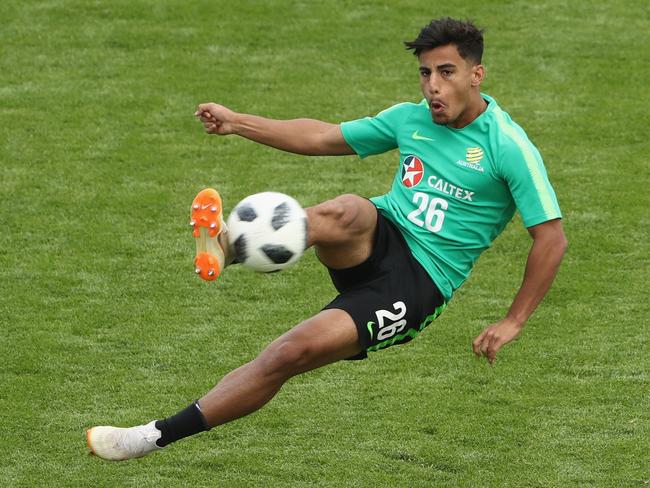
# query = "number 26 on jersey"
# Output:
<box><xmin>407</xmin><ymin>192</ymin><xmax>448</xmax><ymax>233</ymax></box>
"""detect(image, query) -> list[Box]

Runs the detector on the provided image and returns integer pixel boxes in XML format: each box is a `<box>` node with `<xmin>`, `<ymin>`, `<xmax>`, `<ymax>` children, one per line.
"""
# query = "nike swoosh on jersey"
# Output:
<box><xmin>412</xmin><ymin>130</ymin><xmax>435</xmax><ymax>142</ymax></box>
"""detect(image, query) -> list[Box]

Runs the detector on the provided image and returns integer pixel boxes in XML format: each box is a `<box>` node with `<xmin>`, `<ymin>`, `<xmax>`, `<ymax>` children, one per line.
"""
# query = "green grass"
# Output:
<box><xmin>1</xmin><ymin>0</ymin><xmax>649</xmax><ymax>486</ymax></box>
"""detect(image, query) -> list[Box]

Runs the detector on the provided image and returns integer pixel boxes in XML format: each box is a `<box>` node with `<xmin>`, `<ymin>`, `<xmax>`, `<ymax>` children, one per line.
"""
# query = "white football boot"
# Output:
<box><xmin>190</xmin><ymin>188</ymin><xmax>233</xmax><ymax>281</ymax></box>
<box><xmin>87</xmin><ymin>421</ymin><xmax>163</xmax><ymax>461</ymax></box>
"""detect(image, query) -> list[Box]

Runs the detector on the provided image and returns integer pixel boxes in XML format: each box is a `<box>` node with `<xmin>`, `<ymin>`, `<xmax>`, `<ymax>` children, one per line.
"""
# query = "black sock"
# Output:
<box><xmin>155</xmin><ymin>401</ymin><xmax>211</xmax><ymax>447</ymax></box>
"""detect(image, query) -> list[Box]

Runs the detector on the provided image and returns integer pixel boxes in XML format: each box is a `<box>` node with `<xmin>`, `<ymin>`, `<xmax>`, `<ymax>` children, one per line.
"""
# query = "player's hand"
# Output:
<box><xmin>472</xmin><ymin>317</ymin><xmax>523</xmax><ymax>364</ymax></box>
<box><xmin>194</xmin><ymin>103</ymin><xmax>239</xmax><ymax>135</ymax></box>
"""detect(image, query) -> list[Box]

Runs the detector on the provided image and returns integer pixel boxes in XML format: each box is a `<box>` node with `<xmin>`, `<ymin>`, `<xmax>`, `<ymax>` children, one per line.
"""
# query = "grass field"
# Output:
<box><xmin>1</xmin><ymin>0</ymin><xmax>649</xmax><ymax>486</ymax></box>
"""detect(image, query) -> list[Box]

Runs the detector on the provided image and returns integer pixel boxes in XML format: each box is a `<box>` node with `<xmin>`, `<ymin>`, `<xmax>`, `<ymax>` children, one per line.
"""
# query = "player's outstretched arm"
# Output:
<box><xmin>472</xmin><ymin>219</ymin><xmax>568</xmax><ymax>364</ymax></box>
<box><xmin>195</xmin><ymin>103</ymin><xmax>355</xmax><ymax>156</ymax></box>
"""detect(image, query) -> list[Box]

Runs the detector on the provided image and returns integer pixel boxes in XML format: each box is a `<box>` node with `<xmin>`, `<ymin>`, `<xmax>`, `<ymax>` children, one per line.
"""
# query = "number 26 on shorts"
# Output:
<box><xmin>375</xmin><ymin>301</ymin><xmax>407</xmax><ymax>341</ymax></box>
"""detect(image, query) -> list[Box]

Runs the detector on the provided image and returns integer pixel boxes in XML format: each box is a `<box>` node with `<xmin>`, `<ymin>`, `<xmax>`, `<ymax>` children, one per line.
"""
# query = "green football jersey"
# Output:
<box><xmin>340</xmin><ymin>94</ymin><xmax>562</xmax><ymax>301</ymax></box>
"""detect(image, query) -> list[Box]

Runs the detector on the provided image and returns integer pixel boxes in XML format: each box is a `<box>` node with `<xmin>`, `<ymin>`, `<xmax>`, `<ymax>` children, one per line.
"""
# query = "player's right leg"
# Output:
<box><xmin>191</xmin><ymin>189</ymin><xmax>378</xmax><ymax>282</ymax></box>
<box><xmin>305</xmin><ymin>194</ymin><xmax>378</xmax><ymax>270</ymax></box>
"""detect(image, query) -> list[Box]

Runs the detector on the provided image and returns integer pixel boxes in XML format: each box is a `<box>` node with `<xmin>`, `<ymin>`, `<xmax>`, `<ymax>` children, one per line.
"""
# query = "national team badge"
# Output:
<box><xmin>455</xmin><ymin>147</ymin><xmax>485</xmax><ymax>172</ymax></box>
<box><xmin>465</xmin><ymin>147</ymin><xmax>484</xmax><ymax>163</ymax></box>
<box><xmin>401</xmin><ymin>155</ymin><xmax>424</xmax><ymax>188</ymax></box>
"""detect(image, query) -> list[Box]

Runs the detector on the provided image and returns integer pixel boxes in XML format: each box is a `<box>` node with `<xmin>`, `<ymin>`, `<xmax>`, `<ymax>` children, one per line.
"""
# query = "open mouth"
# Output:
<box><xmin>430</xmin><ymin>101</ymin><xmax>445</xmax><ymax>113</ymax></box>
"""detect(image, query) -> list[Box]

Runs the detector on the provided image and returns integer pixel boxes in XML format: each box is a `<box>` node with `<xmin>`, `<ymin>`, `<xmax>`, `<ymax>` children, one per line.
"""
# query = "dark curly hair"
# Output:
<box><xmin>404</xmin><ymin>17</ymin><xmax>484</xmax><ymax>63</ymax></box>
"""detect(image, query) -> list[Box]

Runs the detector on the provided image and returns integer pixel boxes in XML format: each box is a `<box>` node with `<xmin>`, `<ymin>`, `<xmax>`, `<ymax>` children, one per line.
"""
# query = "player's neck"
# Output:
<box><xmin>449</xmin><ymin>94</ymin><xmax>488</xmax><ymax>129</ymax></box>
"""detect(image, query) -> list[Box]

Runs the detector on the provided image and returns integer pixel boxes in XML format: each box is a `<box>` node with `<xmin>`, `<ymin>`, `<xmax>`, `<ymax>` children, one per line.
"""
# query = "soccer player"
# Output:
<box><xmin>87</xmin><ymin>17</ymin><xmax>567</xmax><ymax>460</ymax></box>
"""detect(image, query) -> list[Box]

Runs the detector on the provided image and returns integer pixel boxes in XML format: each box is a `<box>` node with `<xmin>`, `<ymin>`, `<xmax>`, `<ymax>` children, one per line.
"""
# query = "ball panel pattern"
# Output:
<box><xmin>271</xmin><ymin>202</ymin><xmax>290</xmax><ymax>231</ymax></box>
<box><xmin>261</xmin><ymin>244</ymin><xmax>294</xmax><ymax>264</ymax></box>
<box><xmin>237</xmin><ymin>204</ymin><xmax>258</xmax><ymax>222</ymax></box>
<box><xmin>233</xmin><ymin>234</ymin><xmax>248</xmax><ymax>262</ymax></box>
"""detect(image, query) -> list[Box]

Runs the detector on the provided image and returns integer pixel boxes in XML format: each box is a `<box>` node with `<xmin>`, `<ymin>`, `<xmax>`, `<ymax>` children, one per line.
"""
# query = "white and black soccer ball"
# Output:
<box><xmin>226</xmin><ymin>192</ymin><xmax>308</xmax><ymax>272</ymax></box>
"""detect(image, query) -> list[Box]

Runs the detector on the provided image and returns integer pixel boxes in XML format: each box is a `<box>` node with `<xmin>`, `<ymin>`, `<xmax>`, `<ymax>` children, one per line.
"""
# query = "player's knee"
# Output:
<box><xmin>259</xmin><ymin>339</ymin><xmax>313</xmax><ymax>380</ymax></box>
<box><xmin>313</xmin><ymin>194</ymin><xmax>367</xmax><ymax>234</ymax></box>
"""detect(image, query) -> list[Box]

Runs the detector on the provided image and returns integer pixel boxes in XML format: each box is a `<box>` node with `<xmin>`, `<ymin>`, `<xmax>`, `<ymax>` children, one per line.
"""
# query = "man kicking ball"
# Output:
<box><xmin>87</xmin><ymin>17</ymin><xmax>567</xmax><ymax>460</ymax></box>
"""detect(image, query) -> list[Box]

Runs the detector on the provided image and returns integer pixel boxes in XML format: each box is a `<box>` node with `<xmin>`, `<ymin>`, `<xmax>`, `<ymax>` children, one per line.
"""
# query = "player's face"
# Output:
<box><xmin>418</xmin><ymin>44</ymin><xmax>485</xmax><ymax>128</ymax></box>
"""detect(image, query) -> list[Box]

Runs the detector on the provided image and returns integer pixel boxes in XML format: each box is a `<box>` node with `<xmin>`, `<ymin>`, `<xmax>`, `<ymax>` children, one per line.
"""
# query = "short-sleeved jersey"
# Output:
<box><xmin>340</xmin><ymin>94</ymin><xmax>562</xmax><ymax>301</ymax></box>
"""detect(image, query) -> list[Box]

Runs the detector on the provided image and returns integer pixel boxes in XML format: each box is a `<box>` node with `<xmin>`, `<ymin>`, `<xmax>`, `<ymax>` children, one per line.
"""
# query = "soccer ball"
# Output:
<box><xmin>226</xmin><ymin>192</ymin><xmax>308</xmax><ymax>272</ymax></box>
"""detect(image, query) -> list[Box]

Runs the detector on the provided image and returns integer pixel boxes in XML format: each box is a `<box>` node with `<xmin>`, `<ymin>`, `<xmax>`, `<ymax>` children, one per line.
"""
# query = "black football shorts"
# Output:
<box><xmin>323</xmin><ymin>207</ymin><xmax>446</xmax><ymax>359</ymax></box>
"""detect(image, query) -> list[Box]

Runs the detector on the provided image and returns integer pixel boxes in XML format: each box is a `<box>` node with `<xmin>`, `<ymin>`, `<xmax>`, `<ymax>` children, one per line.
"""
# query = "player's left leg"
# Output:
<box><xmin>196</xmin><ymin>307</ymin><xmax>361</xmax><ymax>426</ymax></box>
<box><xmin>86</xmin><ymin>192</ymin><xmax>379</xmax><ymax>460</ymax></box>
<box><xmin>86</xmin><ymin>308</ymin><xmax>362</xmax><ymax>461</ymax></box>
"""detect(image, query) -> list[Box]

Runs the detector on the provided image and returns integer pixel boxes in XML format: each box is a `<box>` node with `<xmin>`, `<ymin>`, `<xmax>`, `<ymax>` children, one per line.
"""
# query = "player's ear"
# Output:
<box><xmin>471</xmin><ymin>64</ymin><xmax>485</xmax><ymax>87</ymax></box>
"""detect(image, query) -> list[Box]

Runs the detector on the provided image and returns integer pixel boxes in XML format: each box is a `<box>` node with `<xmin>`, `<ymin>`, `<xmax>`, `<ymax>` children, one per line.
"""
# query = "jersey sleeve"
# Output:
<box><xmin>340</xmin><ymin>103</ymin><xmax>410</xmax><ymax>158</ymax></box>
<box><xmin>498</xmin><ymin>134</ymin><xmax>562</xmax><ymax>228</ymax></box>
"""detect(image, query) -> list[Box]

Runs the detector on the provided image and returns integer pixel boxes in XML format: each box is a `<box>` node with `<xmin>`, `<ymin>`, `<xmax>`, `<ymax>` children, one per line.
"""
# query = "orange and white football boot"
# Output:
<box><xmin>190</xmin><ymin>188</ymin><xmax>231</xmax><ymax>281</ymax></box>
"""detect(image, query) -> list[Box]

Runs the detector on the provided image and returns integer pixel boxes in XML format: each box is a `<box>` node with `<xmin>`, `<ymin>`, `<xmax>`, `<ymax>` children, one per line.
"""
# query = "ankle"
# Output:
<box><xmin>155</xmin><ymin>401</ymin><xmax>211</xmax><ymax>447</ymax></box>
<box><xmin>219</xmin><ymin>230</ymin><xmax>237</xmax><ymax>265</ymax></box>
